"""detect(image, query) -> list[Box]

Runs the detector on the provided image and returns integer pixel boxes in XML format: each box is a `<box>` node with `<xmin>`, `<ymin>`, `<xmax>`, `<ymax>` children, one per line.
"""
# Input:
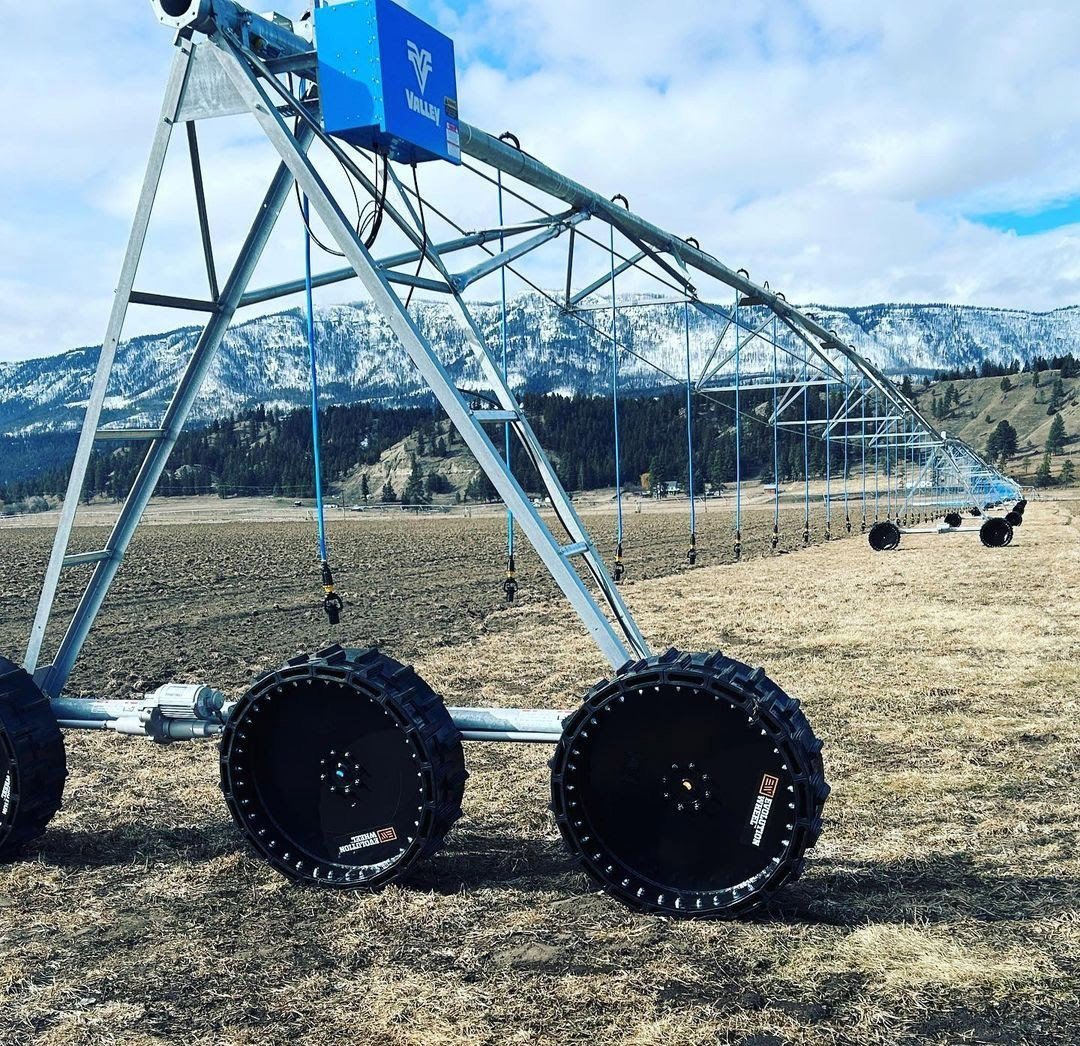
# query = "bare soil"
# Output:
<box><xmin>0</xmin><ymin>494</ymin><xmax>1076</xmax><ymax>1045</ymax></box>
<box><xmin>0</xmin><ymin>500</ymin><xmax>844</xmax><ymax>697</ymax></box>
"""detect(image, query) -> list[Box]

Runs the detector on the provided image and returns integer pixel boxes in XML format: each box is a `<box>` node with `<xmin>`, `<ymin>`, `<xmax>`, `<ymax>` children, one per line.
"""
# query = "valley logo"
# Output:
<box><xmin>405</xmin><ymin>40</ymin><xmax>440</xmax><ymax>126</ymax></box>
<box><xmin>407</xmin><ymin>40</ymin><xmax>433</xmax><ymax>92</ymax></box>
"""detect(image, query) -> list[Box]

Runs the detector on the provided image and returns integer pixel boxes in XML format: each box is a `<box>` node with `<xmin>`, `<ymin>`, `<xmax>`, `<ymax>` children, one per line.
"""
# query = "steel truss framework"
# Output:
<box><xmin>25</xmin><ymin>9</ymin><xmax>1019</xmax><ymax>741</ymax></box>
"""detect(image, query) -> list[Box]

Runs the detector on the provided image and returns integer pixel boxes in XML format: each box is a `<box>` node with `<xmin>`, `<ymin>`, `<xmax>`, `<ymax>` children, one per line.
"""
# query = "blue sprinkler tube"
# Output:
<box><xmin>610</xmin><ymin>225</ymin><xmax>624</xmax><ymax>580</ymax></box>
<box><xmin>683</xmin><ymin>302</ymin><xmax>696</xmax><ymax>563</ymax></box>
<box><xmin>303</xmin><ymin>196</ymin><xmax>328</xmax><ymax>566</ymax></box>
<box><xmin>733</xmin><ymin>291</ymin><xmax>742</xmax><ymax>558</ymax></box>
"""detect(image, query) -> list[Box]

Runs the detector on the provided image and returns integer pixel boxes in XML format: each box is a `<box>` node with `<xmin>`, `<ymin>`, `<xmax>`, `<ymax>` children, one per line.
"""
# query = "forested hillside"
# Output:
<box><xmin>0</xmin><ymin>404</ymin><xmax>427</xmax><ymax>506</ymax></box>
<box><xmin>912</xmin><ymin>358</ymin><xmax>1079</xmax><ymax>485</ymax></box>
<box><xmin>5</xmin><ymin>352</ymin><xmax>1076</xmax><ymax>513</ymax></box>
<box><xmin>1</xmin><ymin>389</ymin><xmax>853</xmax><ymax>509</ymax></box>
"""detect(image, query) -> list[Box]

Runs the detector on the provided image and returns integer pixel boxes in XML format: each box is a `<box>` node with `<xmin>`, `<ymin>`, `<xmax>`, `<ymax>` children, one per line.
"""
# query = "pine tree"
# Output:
<box><xmin>381</xmin><ymin>479</ymin><xmax>397</xmax><ymax>502</ymax></box>
<box><xmin>1034</xmin><ymin>451</ymin><xmax>1054</xmax><ymax>488</ymax></box>
<box><xmin>648</xmin><ymin>455</ymin><xmax>666</xmax><ymax>494</ymax></box>
<box><xmin>986</xmin><ymin>419</ymin><xmax>1018</xmax><ymax>462</ymax></box>
<box><xmin>1061</xmin><ymin>459</ymin><xmax>1076</xmax><ymax>485</ymax></box>
<box><xmin>402</xmin><ymin>460</ymin><xmax>428</xmax><ymax>504</ymax></box>
<box><xmin>465</xmin><ymin>471</ymin><xmax>497</xmax><ymax>502</ymax></box>
<box><xmin>999</xmin><ymin>375</ymin><xmax>1012</xmax><ymax>393</ymax></box>
<box><xmin>425</xmin><ymin>472</ymin><xmax>450</xmax><ymax>496</ymax></box>
<box><xmin>1047</xmin><ymin>413</ymin><xmax>1067</xmax><ymax>454</ymax></box>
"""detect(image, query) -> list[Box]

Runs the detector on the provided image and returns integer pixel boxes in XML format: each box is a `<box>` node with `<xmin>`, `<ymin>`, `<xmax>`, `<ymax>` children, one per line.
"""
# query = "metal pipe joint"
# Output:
<box><xmin>52</xmin><ymin>682</ymin><xmax>228</xmax><ymax>744</ymax></box>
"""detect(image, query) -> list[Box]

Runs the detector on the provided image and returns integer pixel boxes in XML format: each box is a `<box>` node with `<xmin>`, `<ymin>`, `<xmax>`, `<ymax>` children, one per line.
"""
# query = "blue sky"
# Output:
<box><xmin>974</xmin><ymin>198</ymin><xmax>1080</xmax><ymax>237</ymax></box>
<box><xmin>3</xmin><ymin>0</ymin><xmax>1080</xmax><ymax>363</ymax></box>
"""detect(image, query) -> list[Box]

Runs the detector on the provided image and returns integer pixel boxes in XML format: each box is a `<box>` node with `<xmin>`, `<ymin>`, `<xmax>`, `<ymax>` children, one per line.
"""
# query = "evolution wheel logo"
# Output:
<box><xmin>407</xmin><ymin>40</ymin><xmax>433</xmax><ymax>93</ymax></box>
<box><xmin>743</xmin><ymin>773</ymin><xmax>780</xmax><ymax>847</ymax></box>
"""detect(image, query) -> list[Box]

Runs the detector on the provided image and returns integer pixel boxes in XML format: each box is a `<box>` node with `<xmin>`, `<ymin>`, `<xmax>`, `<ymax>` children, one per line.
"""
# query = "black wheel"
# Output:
<box><xmin>970</xmin><ymin>507</ymin><xmax>982</xmax><ymax>517</ymax></box>
<box><xmin>0</xmin><ymin>656</ymin><xmax>66</xmax><ymax>860</ymax></box>
<box><xmin>980</xmin><ymin>517</ymin><xmax>1013</xmax><ymax>548</ymax></box>
<box><xmin>1005</xmin><ymin>510</ymin><xmax>1023</xmax><ymax>527</ymax></box>
<box><xmin>868</xmin><ymin>520</ymin><xmax>901</xmax><ymax>551</ymax></box>
<box><xmin>550</xmin><ymin>650</ymin><xmax>829</xmax><ymax>919</ymax></box>
<box><xmin>1015</xmin><ymin>499</ymin><xmax>1027</xmax><ymax>514</ymax></box>
<box><xmin>944</xmin><ymin>512</ymin><xmax>963</xmax><ymax>528</ymax></box>
<box><xmin>220</xmin><ymin>645</ymin><xmax>466</xmax><ymax>888</ymax></box>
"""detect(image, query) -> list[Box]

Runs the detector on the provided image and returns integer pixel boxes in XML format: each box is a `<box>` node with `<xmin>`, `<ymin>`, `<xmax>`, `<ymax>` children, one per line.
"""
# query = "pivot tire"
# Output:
<box><xmin>0</xmin><ymin>656</ymin><xmax>66</xmax><ymax>859</ymax></box>
<box><xmin>868</xmin><ymin>520</ymin><xmax>901</xmax><ymax>551</ymax></box>
<box><xmin>220</xmin><ymin>645</ymin><xmax>466</xmax><ymax>888</ymax></box>
<box><xmin>550</xmin><ymin>650</ymin><xmax>829</xmax><ymax>918</ymax></box>
<box><xmin>980</xmin><ymin>517</ymin><xmax>1013</xmax><ymax>548</ymax></box>
<box><xmin>1005</xmin><ymin>510</ymin><xmax>1023</xmax><ymax>528</ymax></box>
<box><xmin>970</xmin><ymin>507</ymin><xmax>982</xmax><ymax>517</ymax></box>
<box><xmin>944</xmin><ymin>512</ymin><xmax>963</xmax><ymax>529</ymax></box>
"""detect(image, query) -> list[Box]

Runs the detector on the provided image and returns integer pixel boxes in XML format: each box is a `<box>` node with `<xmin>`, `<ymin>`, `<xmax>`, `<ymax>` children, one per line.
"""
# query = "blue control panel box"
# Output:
<box><xmin>315</xmin><ymin>0</ymin><xmax>460</xmax><ymax>165</ymax></box>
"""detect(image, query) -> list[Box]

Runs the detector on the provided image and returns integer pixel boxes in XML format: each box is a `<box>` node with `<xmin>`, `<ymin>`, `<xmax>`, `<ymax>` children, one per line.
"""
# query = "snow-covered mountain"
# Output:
<box><xmin>2</xmin><ymin>294</ymin><xmax>1078</xmax><ymax>437</ymax></box>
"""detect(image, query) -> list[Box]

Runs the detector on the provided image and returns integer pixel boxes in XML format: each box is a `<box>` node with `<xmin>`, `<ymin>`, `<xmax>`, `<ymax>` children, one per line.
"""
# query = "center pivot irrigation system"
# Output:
<box><xmin>1</xmin><ymin>0</ymin><xmax>1021</xmax><ymax>918</ymax></box>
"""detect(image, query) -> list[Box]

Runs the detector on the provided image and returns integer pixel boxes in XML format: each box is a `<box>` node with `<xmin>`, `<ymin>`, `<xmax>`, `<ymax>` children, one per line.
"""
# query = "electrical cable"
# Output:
<box><xmin>403</xmin><ymin>164</ymin><xmax>427</xmax><ymax>311</ymax></box>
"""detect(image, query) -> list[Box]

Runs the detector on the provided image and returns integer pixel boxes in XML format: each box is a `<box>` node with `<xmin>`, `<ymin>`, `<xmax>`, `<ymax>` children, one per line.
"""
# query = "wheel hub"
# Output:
<box><xmin>322</xmin><ymin>750</ymin><xmax>372</xmax><ymax>800</ymax></box>
<box><xmin>662</xmin><ymin>763</ymin><xmax>713</xmax><ymax>813</ymax></box>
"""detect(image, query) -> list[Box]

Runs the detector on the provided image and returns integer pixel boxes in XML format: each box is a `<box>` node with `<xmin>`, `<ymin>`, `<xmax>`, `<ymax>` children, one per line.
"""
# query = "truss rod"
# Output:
<box><xmin>568</xmin><ymin>251</ymin><xmax>647</xmax><ymax>306</ymax></box>
<box><xmin>240</xmin><ymin>224</ymin><xmax>547</xmax><ymax>307</ymax></box>
<box><xmin>452</xmin><ymin>212</ymin><xmax>588</xmax><ymax>292</ymax></box>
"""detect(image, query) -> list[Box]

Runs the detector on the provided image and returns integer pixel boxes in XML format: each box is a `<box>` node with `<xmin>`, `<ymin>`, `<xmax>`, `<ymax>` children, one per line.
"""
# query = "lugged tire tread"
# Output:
<box><xmin>220</xmin><ymin>644</ymin><xmax>466</xmax><ymax>885</ymax></box>
<box><xmin>550</xmin><ymin>649</ymin><xmax>828</xmax><ymax>919</ymax></box>
<box><xmin>0</xmin><ymin>656</ymin><xmax>67</xmax><ymax>859</ymax></box>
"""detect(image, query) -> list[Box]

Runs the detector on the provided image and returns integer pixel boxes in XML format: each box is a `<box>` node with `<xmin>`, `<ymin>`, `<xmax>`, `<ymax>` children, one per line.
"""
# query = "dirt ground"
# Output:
<box><xmin>0</xmin><ymin>495</ymin><xmax>1076</xmax><ymax>1045</ymax></box>
<box><xmin>0</xmin><ymin>500</ymin><xmax>847</xmax><ymax>698</ymax></box>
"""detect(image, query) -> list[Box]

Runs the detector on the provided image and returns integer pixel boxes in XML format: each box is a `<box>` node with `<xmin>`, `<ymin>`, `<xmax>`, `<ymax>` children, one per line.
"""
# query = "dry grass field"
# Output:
<box><xmin>0</xmin><ymin>495</ymin><xmax>1077</xmax><ymax>1045</ymax></box>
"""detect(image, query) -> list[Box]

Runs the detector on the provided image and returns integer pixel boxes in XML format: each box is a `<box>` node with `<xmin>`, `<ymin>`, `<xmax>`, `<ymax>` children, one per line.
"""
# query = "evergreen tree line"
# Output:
<box><xmin>464</xmin><ymin>386</ymin><xmax>892</xmax><ymax>502</ymax></box>
<box><xmin>930</xmin><ymin>352</ymin><xmax>1080</xmax><ymax>382</ymax></box>
<box><xmin>1</xmin><ymin>403</ymin><xmax>430</xmax><ymax>504</ymax></box>
<box><xmin>1</xmin><ymin>385</ymin><xmax>962</xmax><ymax>507</ymax></box>
<box><xmin>0</xmin><ymin>433</ymin><xmax>80</xmax><ymax>501</ymax></box>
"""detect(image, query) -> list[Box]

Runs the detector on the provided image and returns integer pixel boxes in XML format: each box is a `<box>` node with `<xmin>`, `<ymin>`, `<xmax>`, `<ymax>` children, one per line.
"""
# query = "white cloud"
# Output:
<box><xmin>2</xmin><ymin>0</ymin><xmax>1080</xmax><ymax>364</ymax></box>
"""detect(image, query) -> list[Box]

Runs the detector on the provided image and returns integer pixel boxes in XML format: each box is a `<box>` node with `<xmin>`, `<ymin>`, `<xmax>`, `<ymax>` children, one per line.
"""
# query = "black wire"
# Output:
<box><xmin>403</xmin><ymin>164</ymin><xmax>427</xmax><ymax>310</ymax></box>
<box><xmin>287</xmin><ymin>76</ymin><xmax>379</xmax><ymax>259</ymax></box>
<box><xmin>359</xmin><ymin>152</ymin><xmax>389</xmax><ymax>248</ymax></box>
